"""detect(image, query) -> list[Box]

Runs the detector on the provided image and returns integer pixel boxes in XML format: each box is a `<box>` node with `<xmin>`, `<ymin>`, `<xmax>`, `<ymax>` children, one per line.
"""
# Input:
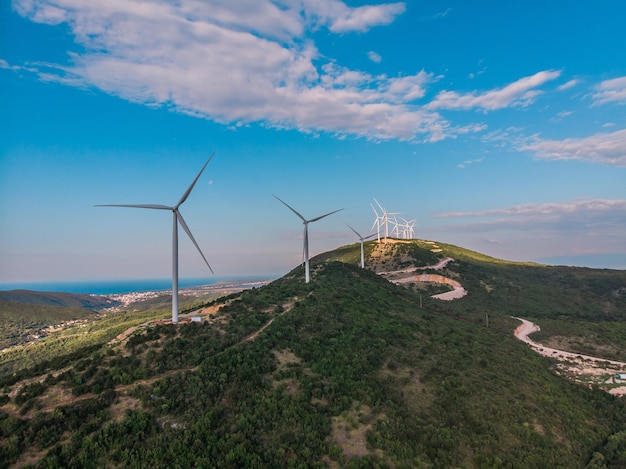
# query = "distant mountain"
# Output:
<box><xmin>0</xmin><ymin>289</ymin><xmax>120</xmax><ymax>309</ymax></box>
<box><xmin>1</xmin><ymin>239</ymin><xmax>625</xmax><ymax>468</ymax></box>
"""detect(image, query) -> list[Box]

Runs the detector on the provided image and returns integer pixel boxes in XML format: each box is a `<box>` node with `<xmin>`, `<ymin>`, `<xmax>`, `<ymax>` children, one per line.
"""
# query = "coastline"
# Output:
<box><xmin>102</xmin><ymin>278</ymin><xmax>274</xmax><ymax>309</ymax></box>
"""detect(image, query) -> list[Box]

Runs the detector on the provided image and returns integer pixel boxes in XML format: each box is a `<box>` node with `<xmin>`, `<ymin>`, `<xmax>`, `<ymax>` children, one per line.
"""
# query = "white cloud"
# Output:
<box><xmin>12</xmin><ymin>0</ymin><xmax>471</xmax><ymax>142</ymax></box>
<box><xmin>518</xmin><ymin>128</ymin><xmax>626</xmax><ymax>166</ymax></box>
<box><xmin>591</xmin><ymin>76</ymin><xmax>626</xmax><ymax>106</ymax></box>
<box><xmin>557</xmin><ymin>79</ymin><xmax>579</xmax><ymax>91</ymax></box>
<box><xmin>318</xmin><ymin>1</ymin><xmax>407</xmax><ymax>33</ymax></box>
<box><xmin>368</xmin><ymin>51</ymin><xmax>382</xmax><ymax>63</ymax></box>
<box><xmin>426</xmin><ymin>70</ymin><xmax>561</xmax><ymax>111</ymax></box>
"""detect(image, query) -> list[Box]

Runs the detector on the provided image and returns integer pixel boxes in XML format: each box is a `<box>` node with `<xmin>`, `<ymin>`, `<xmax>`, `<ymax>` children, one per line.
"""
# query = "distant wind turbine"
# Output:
<box><xmin>373</xmin><ymin>198</ymin><xmax>399</xmax><ymax>243</ymax></box>
<box><xmin>96</xmin><ymin>153</ymin><xmax>215</xmax><ymax>323</ymax></box>
<box><xmin>371</xmin><ymin>204</ymin><xmax>382</xmax><ymax>243</ymax></box>
<box><xmin>397</xmin><ymin>217</ymin><xmax>417</xmax><ymax>239</ymax></box>
<box><xmin>274</xmin><ymin>195</ymin><xmax>343</xmax><ymax>283</ymax></box>
<box><xmin>346</xmin><ymin>224</ymin><xmax>376</xmax><ymax>268</ymax></box>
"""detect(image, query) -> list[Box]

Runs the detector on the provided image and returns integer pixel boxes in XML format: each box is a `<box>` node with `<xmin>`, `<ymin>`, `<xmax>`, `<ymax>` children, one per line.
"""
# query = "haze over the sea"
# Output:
<box><xmin>0</xmin><ymin>276</ymin><xmax>275</xmax><ymax>296</ymax></box>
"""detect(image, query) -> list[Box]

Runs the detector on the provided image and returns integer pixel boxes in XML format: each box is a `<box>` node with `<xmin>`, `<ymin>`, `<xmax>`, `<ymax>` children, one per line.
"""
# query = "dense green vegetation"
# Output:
<box><xmin>1</xmin><ymin>240</ymin><xmax>625</xmax><ymax>467</ymax></box>
<box><xmin>419</xmin><ymin>243</ymin><xmax>626</xmax><ymax>361</ymax></box>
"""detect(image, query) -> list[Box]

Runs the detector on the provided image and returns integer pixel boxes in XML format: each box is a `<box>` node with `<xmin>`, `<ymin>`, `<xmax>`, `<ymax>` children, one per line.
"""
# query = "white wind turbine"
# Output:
<box><xmin>346</xmin><ymin>224</ymin><xmax>376</xmax><ymax>268</ymax></box>
<box><xmin>96</xmin><ymin>154</ymin><xmax>215</xmax><ymax>324</ymax></box>
<box><xmin>274</xmin><ymin>195</ymin><xmax>343</xmax><ymax>283</ymax></box>
<box><xmin>371</xmin><ymin>204</ymin><xmax>383</xmax><ymax>243</ymax></box>
<box><xmin>407</xmin><ymin>219</ymin><xmax>417</xmax><ymax>239</ymax></box>
<box><xmin>373</xmin><ymin>198</ymin><xmax>399</xmax><ymax>243</ymax></box>
<box><xmin>397</xmin><ymin>217</ymin><xmax>409</xmax><ymax>239</ymax></box>
<box><xmin>389</xmin><ymin>213</ymin><xmax>401</xmax><ymax>238</ymax></box>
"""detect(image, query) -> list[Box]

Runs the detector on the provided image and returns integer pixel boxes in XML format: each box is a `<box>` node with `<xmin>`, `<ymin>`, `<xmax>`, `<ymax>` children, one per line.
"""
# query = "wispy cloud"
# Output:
<box><xmin>433</xmin><ymin>199</ymin><xmax>626</xmax><ymax>251</ymax></box>
<box><xmin>549</xmin><ymin>110</ymin><xmax>574</xmax><ymax>123</ymax></box>
<box><xmin>435</xmin><ymin>199</ymin><xmax>626</xmax><ymax>221</ymax></box>
<box><xmin>518</xmin><ymin>128</ymin><xmax>626</xmax><ymax>166</ymax></box>
<box><xmin>426</xmin><ymin>70</ymin><xmax>561</xmax><ymax>111</ymax></box>
<box><xmin>457</xmin><ymin>157</ymin><xmax>484</xmax><ymax>169</ymax></box>
<box><xmin>591</xmin><ymin>76</ymin><xmax>626</xmax><ymax>106</ymax></box>
<box><xmin>419</xmin><ymin>8</ymin><xmax>452</xmax><ymax>22</ymax></box>
<box><xmin>557</xmin><ymin>79</ymin><xmax>579</xmax><ymax>91</ymax></box>
<box><xmin>428</xmin><ymin>199</ymin><xmax>626</xmax><ymax>263</ymax></box>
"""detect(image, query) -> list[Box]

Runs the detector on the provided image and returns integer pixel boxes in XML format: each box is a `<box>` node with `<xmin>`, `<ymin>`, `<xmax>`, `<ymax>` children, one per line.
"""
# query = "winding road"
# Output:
<box><xmin>513</xmin><ymin>317</ymin><xmax>626</xmax><ymax>396</ymax></box>
<box><xmin>513</xmin><ymin>317</ymin><xmax>626</xmax><ymax>367</ymax></box>
<box><xmin>388</xmin><ymin>257</ymin><xmax>467</xmax><ymax>300</ymax></box>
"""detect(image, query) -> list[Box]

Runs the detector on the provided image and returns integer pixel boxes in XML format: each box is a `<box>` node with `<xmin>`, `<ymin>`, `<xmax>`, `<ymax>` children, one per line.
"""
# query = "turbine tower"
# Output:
<box><xmin>96</xmin><ymin>154</ymin><xmax>215</xmax><ymax>323</ymax></box>
<box><xmin>274</xmin><ymin>195</ymin><xmax>342</xmax><ymax>283</ymax></box>
<box><xmin>346</xmin><ymin>224</ymin><xmax>376</xmax><ymax>268</ymax></box>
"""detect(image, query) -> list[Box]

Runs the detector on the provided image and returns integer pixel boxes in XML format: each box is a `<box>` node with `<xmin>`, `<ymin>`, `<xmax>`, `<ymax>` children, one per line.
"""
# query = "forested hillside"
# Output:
<box><xmin>0</xmin><ymin>291</ymin><xmax>120</xmax><ymax>351</ymax></box>
<box><xmin>1</xmin><ymin>241</ymin><xmax>626</xmax><ymax>467</ymax></box>
<box><xmin>0</xmin><ymin>290</ymin><xmax>120</xmax><ymax>309</ymax></box>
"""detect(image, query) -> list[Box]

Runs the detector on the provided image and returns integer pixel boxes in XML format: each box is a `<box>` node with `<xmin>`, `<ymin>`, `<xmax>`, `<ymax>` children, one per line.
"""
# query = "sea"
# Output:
<box><xmin>0</xmin><ymin>276</ymin><xmax>276</xmax><ymax>296</ymax></box>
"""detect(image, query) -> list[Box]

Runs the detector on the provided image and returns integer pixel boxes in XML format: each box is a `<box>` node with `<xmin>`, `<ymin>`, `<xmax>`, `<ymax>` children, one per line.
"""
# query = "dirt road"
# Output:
<box><xmin>513</xmin><ymin>317</ymin><xmax>626</xmax><ymax>396</ymax></box>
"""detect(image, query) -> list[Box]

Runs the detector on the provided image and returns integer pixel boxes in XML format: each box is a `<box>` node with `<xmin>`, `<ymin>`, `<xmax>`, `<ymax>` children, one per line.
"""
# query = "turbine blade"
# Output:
<box><xmin>308</xmin><ymin>208</ymin><xmax>343</xmax><ymax>223</ymax></box>
<box><xmin>95</xmin><ymin>204</ymin><xmax>172</xmax><ymax>210</ymax></box>
<box><xmin>176</xmin><ymin>152</ymin><xmax>215</xmax><ymax>208</ymax></box>
<box><xmin>373</xmin><ymin>198</ymin><xmax>385</xmax><ymax>212</ymax></box>
<box><xmin>370</xmin><ymin>203</ymin><xmax>380</xmax><ymax>217</ymax></box>
<box><xmin>176</xmin><ymin>211</ymin><xmax>214</xmax><ymax>274</ymax></box>
<box><xmin>364</xmin><ymin>233</ymin><xmax>377</xmax><ymax>240</ymax></box>
<box><xmin>345</xmin><ymin>223</ymin><xmax>362</xmax><ymax>239</ymax></box>
<box><xmin>273</xmin><ymin>195</ymin><xmax>306</xmax><ymax>222</ymax></box>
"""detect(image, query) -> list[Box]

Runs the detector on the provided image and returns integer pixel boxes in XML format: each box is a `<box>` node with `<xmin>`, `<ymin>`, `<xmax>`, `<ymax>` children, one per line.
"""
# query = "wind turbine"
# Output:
<box><xmin>346</xmin><ymin>224</ymin><xmax>376</xmax><ymax>268</ymax></box>
<box><xmin>371</xmin><ymin>204</ymin><xmax>382</xmax><ymax>242</ymax></box>
<box><xmin>397</xmin><ymin>217</ymin><xmax>409</xmax><ymax>239</ymax></box>
<box><xmin>96</xmin><ymin>154</ymin><xmax>215</xmax><ymax>323</ymax></box>
<box><xmin>389</xmin><ymin>213</ymin><xmax>401</xmax><ymax>238</ymax></box>
<box><xmin>373</xmin><ymin>198</ymin><xmax>399</xmax><ymax>243</ymax></box>
<box><xmin>407</xmin><ymin>219</ymin><xmax>417</xmax><ymax>239</ymax></box>
<box><xmin>274</xmin><ymin>195</ymin><xmax>343</xmax><ymax>283</ymax></box>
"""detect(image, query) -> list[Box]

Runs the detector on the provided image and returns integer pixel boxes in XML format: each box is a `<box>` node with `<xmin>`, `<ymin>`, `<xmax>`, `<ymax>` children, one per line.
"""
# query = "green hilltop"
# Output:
<box><xmin>1</xmin><ymin>239</ymin><xmax>626</xmax><ymax>468</ymax></box>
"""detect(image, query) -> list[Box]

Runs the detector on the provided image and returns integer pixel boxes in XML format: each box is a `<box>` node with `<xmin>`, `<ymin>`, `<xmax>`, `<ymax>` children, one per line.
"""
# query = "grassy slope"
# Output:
<box><xmin>1</xmin><ymin>252</ymin><xmax>625</xmax><ymax>467</ymax></box>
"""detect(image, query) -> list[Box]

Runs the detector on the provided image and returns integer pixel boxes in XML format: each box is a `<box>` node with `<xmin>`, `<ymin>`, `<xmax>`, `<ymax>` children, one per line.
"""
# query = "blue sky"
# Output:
<box><xmin>1</xmin><ymin>0</ymin><xmax>625</xmax><ymax>284</ymax></box>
